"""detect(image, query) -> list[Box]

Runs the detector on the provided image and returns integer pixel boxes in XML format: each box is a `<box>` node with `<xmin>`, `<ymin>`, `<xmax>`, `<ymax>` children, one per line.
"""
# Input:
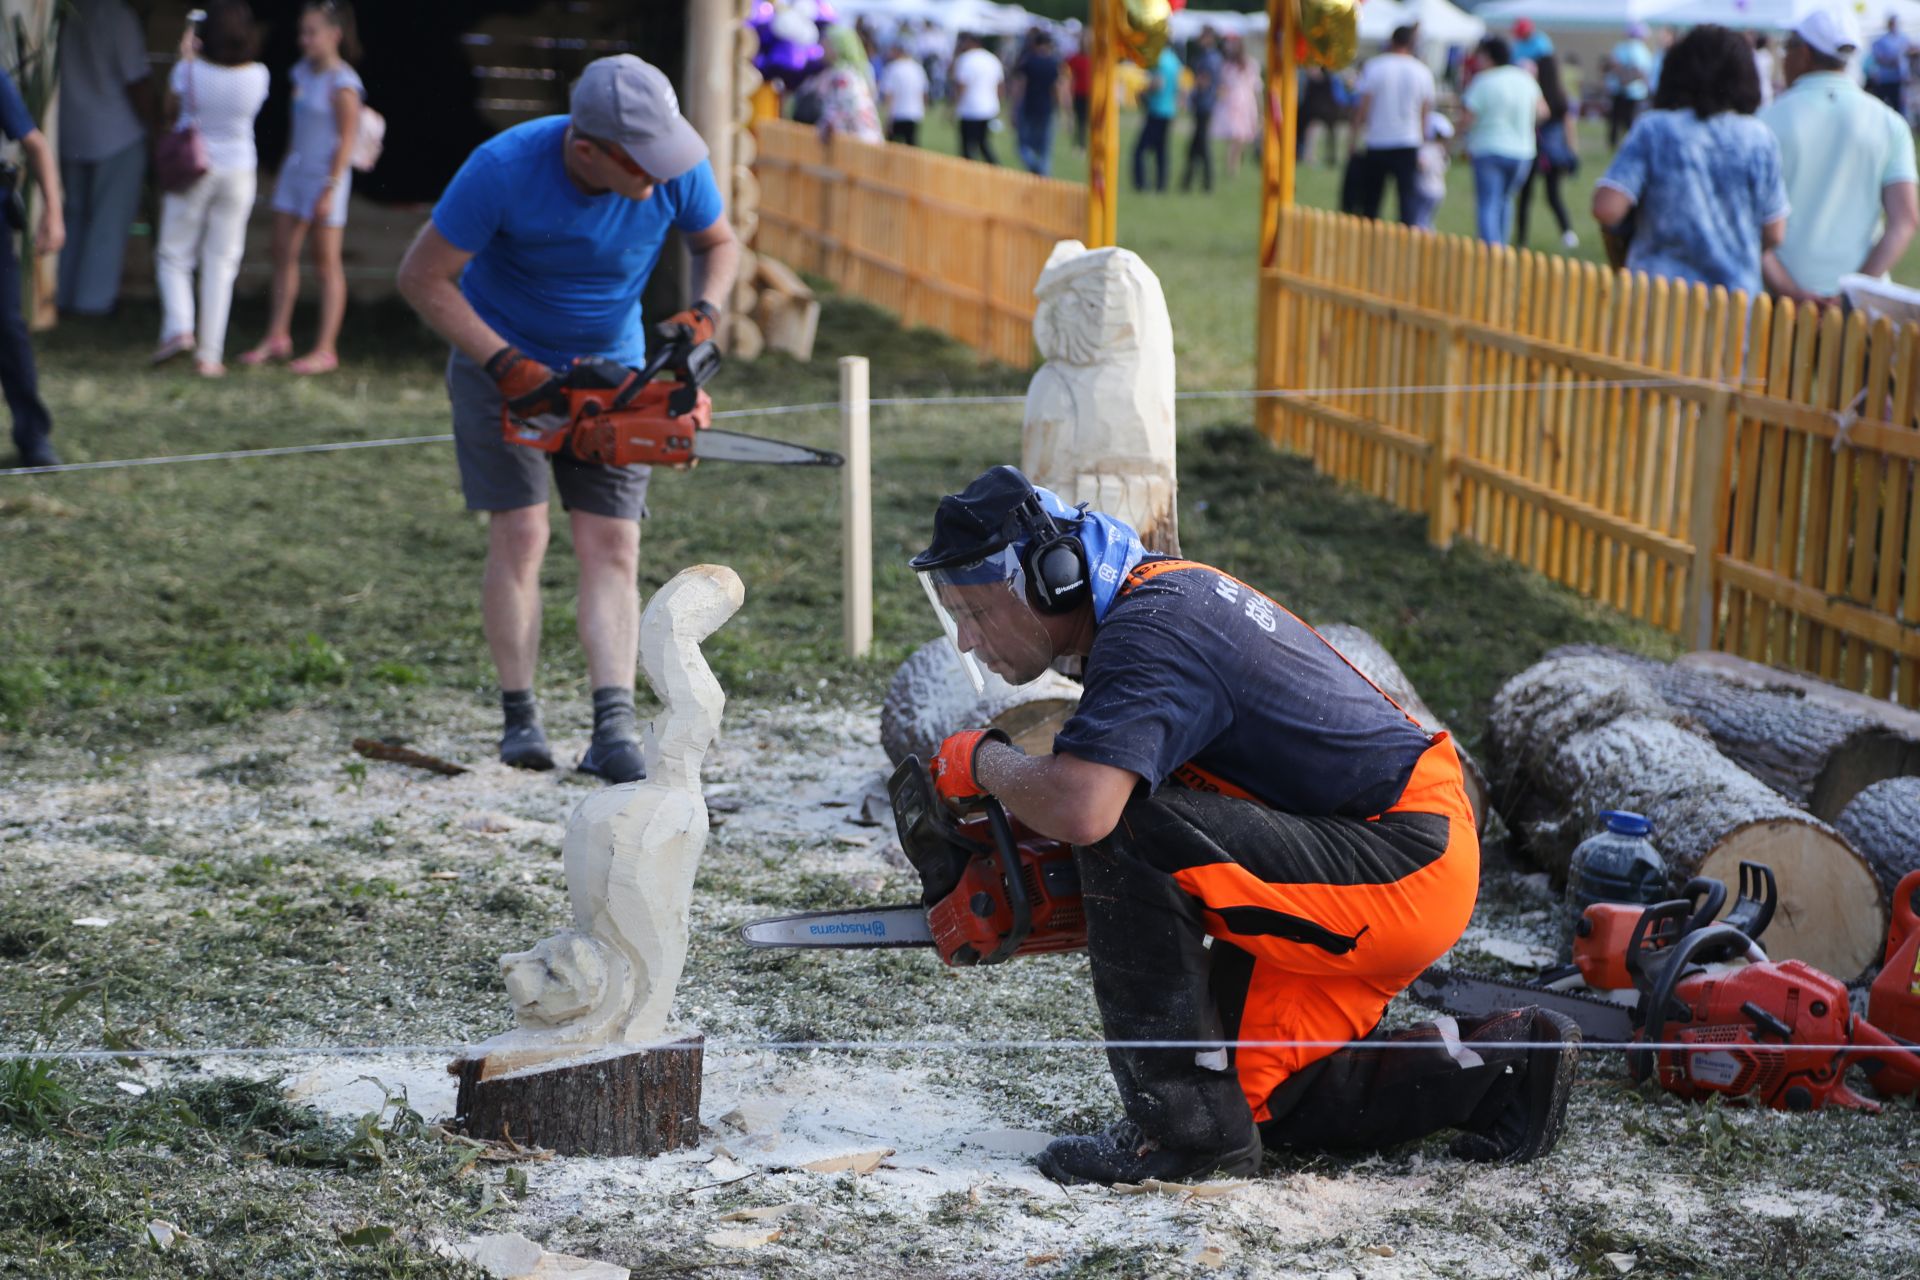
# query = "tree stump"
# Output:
<box><xmin>880</xmin><ymin>637</ymin><xmax>1083</xmax><ymax>767</ymax></box>
<box><xmin>1490</xmin><ymin>652</ymin><xmax>1884</xmax><ymax>980</ymax></box>
<box><xmin>1318</xmin><ymin>624</ymin><xmax>1491</xmax><ymax>835</ymax></box>
<box><xmin>1834</xmin><ymin>777</ymin><xmax>1920</xmax><ymax>904</ymax></box>
<box><xmin>451</xmin><ymin>1038</ymin><xmax>703</xmax><ymax>1157</ymax></box>
<box><xmin>1551</xmin><ymin>645</ymin><xmax>1920</xmax><ymax>819</ymax></box>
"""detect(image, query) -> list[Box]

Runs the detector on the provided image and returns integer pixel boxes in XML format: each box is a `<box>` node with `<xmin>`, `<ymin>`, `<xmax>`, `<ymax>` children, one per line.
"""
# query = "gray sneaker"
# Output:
<box><xmin>499</xmin><ymin>721</ymin><xmax>554</xmax><ymax>771</ymax></box>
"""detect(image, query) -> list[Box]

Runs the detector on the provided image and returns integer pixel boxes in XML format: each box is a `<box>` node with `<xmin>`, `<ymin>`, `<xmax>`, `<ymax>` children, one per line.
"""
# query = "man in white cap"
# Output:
<box><xmin>1760</xmin><ymin>7</ymin><xmax>1918</xmax><ymax>304</ymax></box>
<box><xmin>397</xmin><ymin>55</ymin><xmax>739</xmax><ymax>784</ymax></box>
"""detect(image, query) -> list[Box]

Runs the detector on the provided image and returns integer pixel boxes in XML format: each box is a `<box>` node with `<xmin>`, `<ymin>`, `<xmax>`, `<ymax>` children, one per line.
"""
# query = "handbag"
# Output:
<box><xmin>351</xmin><ymin>103</ymin><xmax>385</xmax><ymax>172</ymax></box>
<box><xmin>1537</xmin><ymin>119</ymin><xmax>1578</xmax><ymax>176</ymax></box>
<box><xmin>155</xmin><ymin>61</ymin><xmax>210</xmax><ymax>193</ymax></box>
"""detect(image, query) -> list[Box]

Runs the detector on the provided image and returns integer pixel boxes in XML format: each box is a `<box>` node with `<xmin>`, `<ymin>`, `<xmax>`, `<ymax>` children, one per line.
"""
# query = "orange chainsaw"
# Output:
<box><xmin>501</xmin><ymin>341</ymin><xmax>843</xmax><ymax>469</ymax></box>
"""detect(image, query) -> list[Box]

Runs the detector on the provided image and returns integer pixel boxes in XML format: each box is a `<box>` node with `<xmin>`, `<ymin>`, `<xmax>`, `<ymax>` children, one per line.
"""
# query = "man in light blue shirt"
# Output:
<box><xmin>1868</xmin><ymin>17</ymin><xmax>1912</xmax><ymax>112</ymax></box>
<box><xmin>1132</xmin><ymin>44</ymin><xmax>1183</xmax><ymax>191</ymax></box>
<box><xmin>1760</xmin><ymin>9</ymin><xmax>1919</xmax><ymax>302</ymax></box>
<box><xmin>1605</xmin><ymin>24</ymin><xmax>1656</xmax><ymax>148</ymax></box>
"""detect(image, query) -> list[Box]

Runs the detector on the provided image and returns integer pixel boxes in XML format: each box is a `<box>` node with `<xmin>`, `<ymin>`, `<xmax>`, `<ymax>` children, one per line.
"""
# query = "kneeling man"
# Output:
<box><xmin>912</xmin><ymin>467</ymin><xmax>1579</xmax><ymax>1185</ymax></box>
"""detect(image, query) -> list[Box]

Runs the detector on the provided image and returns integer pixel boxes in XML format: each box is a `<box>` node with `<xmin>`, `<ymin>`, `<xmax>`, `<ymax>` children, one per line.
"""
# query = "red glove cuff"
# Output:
<box><xmin>930</xmin><ymin>727</ymin><xmax>1011</xmax><ymax>804</ymax></box>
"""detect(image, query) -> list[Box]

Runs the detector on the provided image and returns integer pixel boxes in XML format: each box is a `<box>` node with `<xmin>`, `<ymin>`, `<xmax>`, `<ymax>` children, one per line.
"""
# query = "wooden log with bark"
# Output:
<box><xmin>1317</xmin><ymin>625</ymin><xmax>1490</xmax><ymax>835</ymax></box>
<box><xmin>1834</xmin><ymin>777</ymin><xmax>1920</xmax><ymax>904</ymax></box>
<box><xmin>1490</xmin><ymin>652</ymin><xmax>1885</xmax><ymax>981</ymax></box>
<box><xmin>1550</xmin><ymin>646</ymin><xmax>1920</xmax><ymax>820</ymax></box>
<box><xmin>451</xmin><ymin>1038</ymin><xmax>703</xmax><ymax>1157</ymax></box>
<box><xmin>880</xmin><ymin>638</ymin><xmax>1082</xmax><ymax>767</ymax></box>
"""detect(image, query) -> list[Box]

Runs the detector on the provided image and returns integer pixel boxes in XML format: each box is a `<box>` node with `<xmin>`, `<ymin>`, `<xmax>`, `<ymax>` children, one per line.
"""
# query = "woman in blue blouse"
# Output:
<box><xmin>1592</xmin><ymin>25</ymin><xmax>1788</xmax><ymax>298</ymax></box>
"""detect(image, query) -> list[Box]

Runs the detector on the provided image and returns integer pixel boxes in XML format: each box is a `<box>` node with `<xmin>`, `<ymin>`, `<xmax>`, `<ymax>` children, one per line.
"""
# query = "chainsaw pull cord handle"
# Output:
<box><xmin>978</xmin><ymin>797</ymin><xmax>1033</xmax><ymax>966</ymax></box>
<box><xmin>1632</xmin><ymin>923</ymin><xmax>1757</xmax><ymax>1084</ymax></box>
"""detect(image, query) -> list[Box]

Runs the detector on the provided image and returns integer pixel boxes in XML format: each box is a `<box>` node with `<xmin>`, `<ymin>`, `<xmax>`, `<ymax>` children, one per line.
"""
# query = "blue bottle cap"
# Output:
<box><xmin>1599</xmin><ymin>809</ymin><xmax>1651</xmax><ymax>837</ymax></box>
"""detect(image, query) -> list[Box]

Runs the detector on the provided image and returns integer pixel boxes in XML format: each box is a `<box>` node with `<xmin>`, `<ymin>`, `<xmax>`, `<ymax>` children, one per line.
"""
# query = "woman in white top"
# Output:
<box><xmin>240</xmin><ymin>0</ymin><xmax>363</xmax><ymax>375</ymax></box>
<box><xmin>153</xmin><ymin>2</ymin><xmax>269</xmax><ymax>377</ymax></box>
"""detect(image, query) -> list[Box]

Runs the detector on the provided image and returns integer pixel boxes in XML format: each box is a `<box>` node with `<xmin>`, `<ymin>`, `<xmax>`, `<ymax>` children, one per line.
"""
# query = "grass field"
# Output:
<box><xmin>5</xmin><ymin>114</ymin><xmax>1916</xmax><ymax>1280</ymax></box>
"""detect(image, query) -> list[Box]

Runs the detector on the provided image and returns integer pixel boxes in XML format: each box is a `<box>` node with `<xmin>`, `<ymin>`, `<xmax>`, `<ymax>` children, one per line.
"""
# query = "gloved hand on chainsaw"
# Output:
<box><xmin>486</xmin><ymin>345</ymin><xmax>568</xmax><ymax>420</ymax></box>
<box><xmin>654</xmin><ymin>300</ymin><xmax>720</xmax><ymax>353</ymax></box>
<box><xmin>930</xmin><ymin>728</ymin><xmax>1011</xmax><ymax>806</ymax></box>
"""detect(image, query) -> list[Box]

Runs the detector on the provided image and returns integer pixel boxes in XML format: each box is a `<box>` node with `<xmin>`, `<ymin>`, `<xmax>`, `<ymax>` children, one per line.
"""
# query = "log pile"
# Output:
<box><xmin>1835</xmin><ymin>777</ymin><xmax>1920</xmax><ymax>903</ymax></box>
<box><xmin>1550</xmin><ymin>646</ymin><xmax>1920</xmax><ymax>820</ymax></box>
<box><xmin>1490</xmin><ymin>651</ymin><xmax>1886</xmax><ymax>980</ymax></box>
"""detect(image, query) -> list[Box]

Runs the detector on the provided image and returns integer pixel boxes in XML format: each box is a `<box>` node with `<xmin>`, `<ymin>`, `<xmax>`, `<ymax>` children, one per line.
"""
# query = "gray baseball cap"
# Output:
<box><xmin>570</xmin><ymin>54</ymin><xmax>708</xmax><ymax>181</ymax></box>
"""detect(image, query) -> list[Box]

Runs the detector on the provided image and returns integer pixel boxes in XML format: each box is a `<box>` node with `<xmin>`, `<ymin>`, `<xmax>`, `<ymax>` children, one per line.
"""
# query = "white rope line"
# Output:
<box><xmin>4</xmin><ymin>1036</ymin><xmax>1911</xmax><ymax>1062</ymax></box>
<box><xmin>0</xmin><ymin>376</ymin><xmax>1735</xmax><ymax>480</ymax></box>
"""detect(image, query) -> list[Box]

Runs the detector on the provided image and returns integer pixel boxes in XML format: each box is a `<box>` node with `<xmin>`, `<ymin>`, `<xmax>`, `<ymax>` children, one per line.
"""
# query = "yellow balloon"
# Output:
<box><xmin>1297</xmin><ymin>0</ymin><xmax>1359</xmax><ymax>71</ymax></box>
<box><xmin>1117</xmin><ymin>0</ymin><xmax>1171</xmax><ymax>67</ymax></box>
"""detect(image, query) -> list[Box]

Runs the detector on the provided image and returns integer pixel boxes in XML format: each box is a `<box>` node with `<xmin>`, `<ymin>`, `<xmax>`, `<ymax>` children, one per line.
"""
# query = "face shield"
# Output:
<box><xmin>916</xmin><ymin>543</ymin><xmax>1059</xmax><ymax>693</ymax></box>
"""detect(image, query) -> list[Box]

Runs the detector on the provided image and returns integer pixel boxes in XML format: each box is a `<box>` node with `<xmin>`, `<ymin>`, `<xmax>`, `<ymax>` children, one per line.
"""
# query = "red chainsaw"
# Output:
<box><xmin>502</xmin><ymin>340</ymin><xmax>843</xmax><ymax>470</ymax></box>
<box><xmin>1412</xmin><ymin>873</ymin><xmax>1920</xmax><ymax>1112</ymax></box>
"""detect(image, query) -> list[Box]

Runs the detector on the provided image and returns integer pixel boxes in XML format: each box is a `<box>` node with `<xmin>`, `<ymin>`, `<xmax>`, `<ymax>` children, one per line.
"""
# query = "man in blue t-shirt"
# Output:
<box><xmin>910</xmin><ymin>468</ymin><xmax>1578</xmax><ymax>1187</ymax></box>
<box><xmin>397</xmin><ymin>55</ymin><xmax>738</xmax><ymax>782</ymax></box>
<box><xmin>1132</xmin><ymin>44</ymin><xmax>1182</xmax><ymax>192</ymax></box>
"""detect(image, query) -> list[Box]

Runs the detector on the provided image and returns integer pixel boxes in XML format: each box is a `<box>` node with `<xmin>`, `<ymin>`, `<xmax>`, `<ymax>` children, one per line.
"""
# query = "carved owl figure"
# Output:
<box><xmin>1032</xmin><ymin>240</ymin><xmax>1171</xmax><ymax>367</ymax></box>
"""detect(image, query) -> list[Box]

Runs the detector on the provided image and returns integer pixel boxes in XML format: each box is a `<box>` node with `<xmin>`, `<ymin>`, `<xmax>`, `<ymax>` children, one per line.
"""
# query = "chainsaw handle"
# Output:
<box><xmin>1632</xmin><ymin>922</ymin><xmax>1756</xmax><ymax>1083</ymax></box>
<box><xmin>1680</xmin><ymin>876</ymin><xmax>1727</xmax><ymax>935</ymax></box>
<box><xmin>1847</xmin><ymin>1018</ymin><xmax>1920</xmax><ymax>1097</ymax></box>
<box><xmin>978</xmin><ymin>797</ymin><xmax>1032</xmax><ymax>966</ymax></box>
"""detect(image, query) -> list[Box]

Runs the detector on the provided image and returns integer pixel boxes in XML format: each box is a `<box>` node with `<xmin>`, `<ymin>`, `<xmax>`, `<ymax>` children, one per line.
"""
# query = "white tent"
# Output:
<box><xmin>1634</xmin><ymin>0</ymin><xmax>1920</xmax><ymax>32</ymax></box>
<box><xmin>1474</xmin><ymin>0</ymin><xmax>1691</xmax><ymax>30</ymax></box>
<box><xmin>1169</xmin><ymin>8</ymin><xmax>1262</xmax><ymax>41</ymax></box>
<box><xmin>1359</xmin><ymin>0</ymin><xmax>1487</xmax><ymax>46</ymax></box>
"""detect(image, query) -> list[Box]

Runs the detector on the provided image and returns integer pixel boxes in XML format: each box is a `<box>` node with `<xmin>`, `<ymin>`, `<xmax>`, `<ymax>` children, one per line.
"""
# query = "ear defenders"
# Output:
<box><xmin>1010</xmin><ymin>493</ymin><xmax>1090</xmax><ymax>615</ymax></box>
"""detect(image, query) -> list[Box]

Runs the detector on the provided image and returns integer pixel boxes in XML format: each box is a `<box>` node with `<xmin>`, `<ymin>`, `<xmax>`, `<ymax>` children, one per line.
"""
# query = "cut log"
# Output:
<box><xmin>1548</xmin><ymin>645</ymin><xmax>1920</xmax><ymax>820</ymax></box>
<box><xmin>1834</xmin><ymin>777</ymin><xmax>1920</xmax><ymax>903</ymax></box>
<box><xmin>880</xmin><ymin>638</ymin><xmax>1082</xmax><ymax>767</ymax></box>
<box><xmin>759</xmin><ymin>292</ymin><xmax>821</xmax><ymax>361</ymax></box>
<box><xmin>451</xmin><ymin>1037</ymin><xmax>702</xmax><ymax>1157</ymax></box>
<box><xmin>1317</xmin><ymin>625</ymin><xmax>1490</xmax><ymax>835</ymax></box>
<box><xmin>1490</xmin><ymin>653</ymin><xmax>1884</xmax><ymax>981</ymax></box>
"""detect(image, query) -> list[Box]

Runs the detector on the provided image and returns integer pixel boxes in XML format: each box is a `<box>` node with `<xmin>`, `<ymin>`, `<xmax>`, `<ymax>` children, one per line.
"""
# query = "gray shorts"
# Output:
<box><xmin>447</xmin><ymin>348</ymin><xmax>651</xmax><ymax>520</ymax></box>
<box><xmin>271</xmin><ymin>162</ymin><xmax>351</xmax><ymax>228</ymax></box>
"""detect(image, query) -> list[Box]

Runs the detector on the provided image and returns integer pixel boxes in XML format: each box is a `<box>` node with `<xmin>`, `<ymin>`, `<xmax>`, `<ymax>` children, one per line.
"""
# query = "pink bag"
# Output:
<box><xmin>156</xmin><ymin>61</ymin><xmax>209</xmax><ymax>193</ymax></box>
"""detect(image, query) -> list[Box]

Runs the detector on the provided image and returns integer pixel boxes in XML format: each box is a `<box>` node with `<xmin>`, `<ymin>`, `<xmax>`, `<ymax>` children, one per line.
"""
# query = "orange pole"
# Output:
<box><xmin>1086</xmin><ymin>0</ymin><xmax>1120</xmax><ymax>247</ymax></box>
<box><xmin>1259</xmin><ymin>0</ymin><xmax>1297</xmax><ymax>267</ymax></box>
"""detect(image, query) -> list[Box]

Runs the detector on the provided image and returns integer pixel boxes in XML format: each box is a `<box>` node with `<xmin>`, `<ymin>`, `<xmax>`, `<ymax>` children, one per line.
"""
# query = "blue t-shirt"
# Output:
<box><xmin>432</xmin><ymin>116</ymin><xmax>725</xmax><ymax>370</ymax></box>
<box><xmin>1599</xmin><ymin>109</ymin><xmax>1788</xmax><ymax>298</ymax></box>
<box><xmin>1871</xmin><ymin>30</ymin><xmax>1911</xmax><ymax>84</ymax></box>
<box><xmin>1052</xmin><ymin>561</ymin><xmax>1435</xmax><ymax>818</ymax></box>
<box><xmin>1146</xmin><ymin>48</ymin><xmax>1182</xmax><ymax>119</ymax></box>
<box><xmin>1014</xmin><ymin>51</ymin><xmax>1060</xmax><ymax>119</ymax></box>
<box><xmin>0</xmin><ymin>69</ymin><xmax>34</xmax><ymax>141</ymax></box>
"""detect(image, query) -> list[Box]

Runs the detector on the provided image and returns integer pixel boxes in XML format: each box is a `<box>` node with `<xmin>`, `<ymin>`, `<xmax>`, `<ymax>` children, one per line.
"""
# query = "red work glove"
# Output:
<box><xmin>930</xmin><ymin>728</ymin><xmax>1011</xmax><ymax>805</ymax></box>
<box><xmin>485</xmin><ymin>345</ymin><xmax>566</xmax><ymax>418</ymax></box>
<box><xmin>654</xmin><ymin>300</ymin><xmax>719</xmax><ymax>349</ymax></box>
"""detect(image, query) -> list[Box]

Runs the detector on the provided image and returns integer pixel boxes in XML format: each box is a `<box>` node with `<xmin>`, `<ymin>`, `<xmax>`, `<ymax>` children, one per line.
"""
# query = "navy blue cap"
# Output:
<box><xmin>1599</xmin><ymin>809</ymin><xmax>1651</xmax><ymax>837</ymax></box>
<box><xmin>910</xmin><ymin>466</ymin><xmax>1060</xmax><ymax>572</ymax></box>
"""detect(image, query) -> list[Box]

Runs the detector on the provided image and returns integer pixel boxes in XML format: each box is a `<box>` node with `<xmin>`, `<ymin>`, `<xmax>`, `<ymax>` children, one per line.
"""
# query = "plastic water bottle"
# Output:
<box><xmin>1560</xmin><ymin>810</ymin><xmax>1668</xmax><ymax>960</ymax></box>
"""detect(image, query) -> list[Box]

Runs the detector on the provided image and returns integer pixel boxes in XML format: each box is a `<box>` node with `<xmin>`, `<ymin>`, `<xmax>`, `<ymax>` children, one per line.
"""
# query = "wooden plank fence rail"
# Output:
<box><xmin>1260</xmin><ymin>206</ymin><xmax>1920</xmax><ymax>707</ymax></box>
<box><xmin>752</xmin><ymin>119</ymin><xmax>1086</xmax><ymax>366</ymax></box>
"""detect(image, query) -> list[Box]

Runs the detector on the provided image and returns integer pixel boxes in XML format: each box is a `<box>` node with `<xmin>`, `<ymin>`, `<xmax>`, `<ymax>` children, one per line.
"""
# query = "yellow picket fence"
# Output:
<box><xmin>752</xmin><ymin>119</ymin><xmax>1086</xmax><ymax>366</ymax></box>
<box><xmin>1258</xmin><ymin>206</ymin><xmax>1920</xmax><ymax>706</ymax></box>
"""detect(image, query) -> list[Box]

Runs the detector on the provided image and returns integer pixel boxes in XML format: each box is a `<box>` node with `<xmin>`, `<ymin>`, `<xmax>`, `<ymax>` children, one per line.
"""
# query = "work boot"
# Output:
<box><xmin>13</xmin><ymin>442</ymin><xmax>58</xmax><ymax>469</ymax></box>
<box><xmin>1449</xmin><ymin>1008</ymin><xmax>1582</xmax><ymax>1163</ymax></box>
<box><xmin>498</xmin><ymin>690</ymin><xmax>554</xmax><ymax>771</ymax></box>
<box><xmin>575</xmin><ymin>686</ymin><xmax>646</xmax><ymax>785</ymax></box>
<box><xmin>1035</xmin><ymin>1117</ymin><xmax>1263</xmax><ymax>1187</ymax></box>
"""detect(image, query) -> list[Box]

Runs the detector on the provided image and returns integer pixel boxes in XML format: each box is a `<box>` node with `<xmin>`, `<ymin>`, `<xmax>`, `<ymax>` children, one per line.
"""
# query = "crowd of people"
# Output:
<box><xmin>1331</xmin><ymin>6</ymin><xmax>1917</xmax><ymax>311</ymax></box>
<box><xmin>792</xmin><ymin>18</ymin><xmax>1264</xmax><ymax>191</ymax></box>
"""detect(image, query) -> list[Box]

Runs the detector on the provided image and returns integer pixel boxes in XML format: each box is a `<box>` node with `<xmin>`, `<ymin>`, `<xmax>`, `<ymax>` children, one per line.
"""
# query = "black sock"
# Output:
<box><xmin>501</xmin><ymin>689</ymin><xmax>540</xmax><ymax>731</ymax></box>
<box><xmin>591</xmin><ymin>686</ymin><xmax>638</xmax><ymax>745</ymax></box>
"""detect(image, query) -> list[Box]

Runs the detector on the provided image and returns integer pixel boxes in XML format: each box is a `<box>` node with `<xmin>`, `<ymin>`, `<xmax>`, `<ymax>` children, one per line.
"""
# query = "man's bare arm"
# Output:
<box><xmin>974</xmin><ymin>742</ymin><xmax>1141</xmax><ymax>847</ymax></box>
<box><xmin>396</xmin><ymin>223</ymin><xmax>505</xmax><ymax>365</ymax></box>
<box><xmin>684</xmin><ymin>215</ymin><xmax>740</xmax><ymax>315</ymax></box>
<box><xmin>1860</xmin><ymin>180</ymin><xmax>1919</xmax><ymax>279</ymax></box>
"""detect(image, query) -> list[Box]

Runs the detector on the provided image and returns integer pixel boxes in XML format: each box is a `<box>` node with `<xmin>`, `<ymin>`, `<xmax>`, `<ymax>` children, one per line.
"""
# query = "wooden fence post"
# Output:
<box><xmin>840</xmin><ymin>356</ymin><xmax>873</xmax><ymax>659</ymax></box>
<box><xmin>1426</xmin><ymin>323</ymin><xmax>1465</xmax><ymax>548</ymax></box>
<box><xmin>1684</xmin><ymin>387</ymin><xmax>1733</xmax><ymax>649</ymax></box>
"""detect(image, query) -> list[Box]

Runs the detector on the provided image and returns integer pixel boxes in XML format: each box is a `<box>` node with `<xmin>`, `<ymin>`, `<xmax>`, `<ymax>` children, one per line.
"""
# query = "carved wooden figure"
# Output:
<box><xmin>454</xmin><ymin>564</ymin><xmax>745</xmax><ymax>1156</ymax></box>
<box><xmin>1023</xmin><ymin>239</ymin><xmax>1180</xmax><ymax>552</ymax></box>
